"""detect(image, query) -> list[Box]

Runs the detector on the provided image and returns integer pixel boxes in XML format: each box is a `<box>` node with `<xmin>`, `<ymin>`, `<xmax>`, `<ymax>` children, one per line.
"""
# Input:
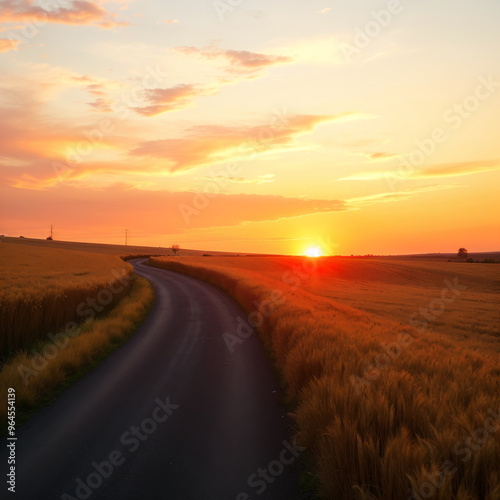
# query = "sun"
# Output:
<box><xmin>305</xmin><ymin>246</ymin><xmax>322</xmax><ymax>257</ymax></box>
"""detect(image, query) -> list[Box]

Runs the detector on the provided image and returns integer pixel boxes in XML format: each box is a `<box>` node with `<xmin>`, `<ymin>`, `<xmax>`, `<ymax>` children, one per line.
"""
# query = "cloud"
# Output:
<box><xmin>0</xmin><ymin>82</ymin><xmax>132</xmax><ymax>188</ymax></box>
<box><xmin>84</xmin><ymin>82</ymin><xmax>115</xmax><ymax>112</ymax></box>
<box><xmin>132</xmin><ymin>84</ymin><xmax>209</xmax><ymax>117</ymax></box>
<box><xmin>87</xmin><ymin>97</ymin><xmax>113</xmax><ymax>112</ymax></box>
<box><xmin>0</xmin><ymin>78</ymin><xmax>360</xmax><ymax>187</ymax></box>
<box><xmin>71</xmin><ymin>75</ymin><xmax>93</xmax><ymax>83</ymax></box>
<box><xmin>164</xmin><ymin>19</ymin><xmax>178</xmax><ymax>24</ymax></box>
<box><xmin>0</xmin><ymin>183</ymin><xmax>346</xmax><ymax>235</ymax></box>
<box><xmin>317</xmin><ymin>7</ymin><xmax>331</xmax><ymax>14</ymax></box>
<box><xmin>414</xmin><ymin>159</ymin><xmax>500</xmax><ymax>179</ymax></box>
<box><xmin>198</xmin><ymin>174</ymin><xmax>275</xmax><ymax>185</ymax></box>
<box><xmin>2</xmin><ymin>113</ymin><xmax>353</xmax><ymax>188</ymax></box>
<box><xmin>0</xmin><ymin>0</ymin><xmax>129</xmax><ymax>28</ymax></box>
<box><xmin>133</xmin><ymin>47</ymin><xmax>291</xmax><ymax>116</ymax></box>
<box><xmin>129</xmin><ymin>113</ymin><xmax>353</xmax><ymax>173</ymax></box>
<box><xmin>365</xmin><ymin>152</ymin><xmax>399</xmax><ymax>162</ymax></box>
<box><xmin>223</xmin><ymin>49</ymin><xmax>291</xmax><ymax>69</ymax></box>
<box><xmin>0</xmin><ymin>38</ymin><xmax>19</xmax><ymax>52</ymax></box>
<box><xmin>339</xmin><ymin>159</ymin><xmax>500</xmax><ymax>181</ymax></box>
<box><xmin>86</xmin><ymin>83</ymin><xmax>106</xmax><ymax>96</ymax></box>
<box><xmin>175</xmin><ymin>46</ymin><xmax>292</xmax><ymax>74</ymax></box>
<box><xmin>348</xmin><ymin>185</ymin><xmax>459</xmax><ymax>206</ymax></box>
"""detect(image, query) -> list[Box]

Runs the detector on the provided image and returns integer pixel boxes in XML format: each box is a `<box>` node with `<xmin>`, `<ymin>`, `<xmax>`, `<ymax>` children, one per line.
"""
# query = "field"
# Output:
<box><xmin>0</xmin><ymin>238</ymin><xmax>154</xmax><ymax>427</ymax></box>
<box><xmin>0</xmin><ymin>239</ymin><xmax>135</xmax><ymax>357</ymax></box>
<box><xmin>150</xmin><ymin>255</ymin><xmax>500</xmax><ymax>500</ymax></box>
<box><xmin>0</xmin><ymin>236</ymin><xmax>246</xmax><ymax>257</ymax></box>
<box><xmin>172</xmin><ymin>256</ymin><xmax>499</xmax><ymax>343</ymax></box>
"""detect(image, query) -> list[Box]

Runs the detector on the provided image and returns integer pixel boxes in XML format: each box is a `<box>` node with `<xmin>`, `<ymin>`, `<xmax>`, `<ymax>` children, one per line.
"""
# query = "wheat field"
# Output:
<box><xmin>0</xmin><ymin>275</ymin><xmax>154</xmax><ymax>427</ymax></box>
<box><xmin>0</xmin><ymin>241</ymin><xmax>133</xmax><ymax>357</ymax></box>
<box><xmin>0</xmin><ymin>239</ymin><xmax>155</xmax><ymax>428</ymax></box>
<box><xmin>150</xmin><ymin>256</ymin><xmax>500</xmax><ymax>500</ymax></box>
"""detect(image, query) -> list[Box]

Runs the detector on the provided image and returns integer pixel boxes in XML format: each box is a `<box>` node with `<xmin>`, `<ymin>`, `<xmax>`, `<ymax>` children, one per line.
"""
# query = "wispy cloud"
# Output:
<box><xmin>364</xmin><ymin>151</ymin><xmax>399</xmax><ymax>162</ymax></box>
<box><xmin>415</xmin><ymin>159</ymin><xmax>500</xmax><ymax>178</ymax></box>
<box><xmin>198</xmin><ymin>174</ymin><xmax>275</xmax><ymax>185</ymax></box>
<box><xmin>348</xmin><ymin>185</ymin><xmax>459</xmax><ymax>206</ymax></box>
<box><xmin>129</xmin><ymin>113</ymin><xmax>355</xmax><ymax>173</ymax></box>
<box><xmin>317</xmin><ymin>7</ymin><xmax>331</xmax><ymax>14</ymax></box>
<box><xmin>87</xmin><ymin>97</ymin><xmax>113</xmax><ymax>112</ymax></box>
<box><xmin>132</xmin><ymin>84</ymin><xmax>210</xmax><ymax>117</ymax></box>
<box><xmin>0</xmin><ymin>38</ymin><xmax>19</xmax><ymax>52</ymax></box>
<box><xmin>0</xmin><ymin>0</ymin><xmax>129</xmax><ymax>28</ymax></box>
<box><xmin>175</xmin><ymin>46</ymin><xmax>293</xmax><ymax>74</ymax></box>
<box><xmin>339</xmin><ymin>159</ymin><xmax>500</xmax><ymax>181</ymax></box>
<box><xmin>131</xmin><ymin>46</ymin><xmax>292</xmax><ymax>116</ymax></box>
<box><xmin>0</xmin><ymin>183</ymin><xmax>346</xmax><ymax>233</ymax></box>
<box><xmin>84</xmin><ymin>82</ymin><xmax>114</xmax><ymax>112</ymax></box>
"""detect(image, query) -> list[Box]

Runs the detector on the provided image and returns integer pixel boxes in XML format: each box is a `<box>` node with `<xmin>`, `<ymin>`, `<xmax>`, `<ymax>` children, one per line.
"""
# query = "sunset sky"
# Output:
<box><xmin>1</xmin><ymin>0</ymin><xmax>499</xmax><ymax>255</ymax></box>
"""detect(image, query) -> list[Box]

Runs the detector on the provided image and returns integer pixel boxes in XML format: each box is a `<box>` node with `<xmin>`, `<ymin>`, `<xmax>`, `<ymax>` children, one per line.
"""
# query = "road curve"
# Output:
<box><xmin>3</xmin><ymin>259</ymin><xmax>303</xmax><ymax>500</ymax></box>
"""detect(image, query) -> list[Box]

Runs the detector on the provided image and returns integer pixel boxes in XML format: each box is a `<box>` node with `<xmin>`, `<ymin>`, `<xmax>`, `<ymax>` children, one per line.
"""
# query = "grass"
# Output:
<box><xmin>0</xmin><ymin>274</ymin><xmax>154</xmax><ymax>432</ymax></box>
<box><xmin>149</xmin><ymin>255</ymin><xmax>500</xmax><ymax>500</ymax></box>
<box><xmin>0</xmin><ymin>242</ymin><xmax>133</xmax><ymax>356</ymax></box>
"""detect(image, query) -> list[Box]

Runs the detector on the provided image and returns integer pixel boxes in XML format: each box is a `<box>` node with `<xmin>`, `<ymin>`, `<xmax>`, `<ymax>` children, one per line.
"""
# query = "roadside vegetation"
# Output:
<box><xmin>0</xmin><ymin>242</ymin><xmax>155</xmax><ymax>430</ymax></box>
<box><xmin>0</xmin><ymin>242</ymin><xmax>133</xmax><ymax>356</ymax></box>
<box><xmin>0</xmin><ymin>275</ymin><xmax>154</xmax><ymax>430</ymax></box>
<box><xmin>150</xmin><ymin>256</ymin><xmax>500</xmax><ymax>500</ymax></box>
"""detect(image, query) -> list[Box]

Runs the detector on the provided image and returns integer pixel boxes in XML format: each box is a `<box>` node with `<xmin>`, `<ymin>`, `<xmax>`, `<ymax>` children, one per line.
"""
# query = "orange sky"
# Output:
<box><xmin>0</xmin><ymin>0</ymin><xmax>499</xmax><ymax>255</ymax></box>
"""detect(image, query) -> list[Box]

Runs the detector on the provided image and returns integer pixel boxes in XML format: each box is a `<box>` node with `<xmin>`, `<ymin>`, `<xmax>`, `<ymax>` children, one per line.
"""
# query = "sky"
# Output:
<box><xmin>0</xmin><ymin>0</ymin><xmax>499</xmax><ymax>255</ymax></box>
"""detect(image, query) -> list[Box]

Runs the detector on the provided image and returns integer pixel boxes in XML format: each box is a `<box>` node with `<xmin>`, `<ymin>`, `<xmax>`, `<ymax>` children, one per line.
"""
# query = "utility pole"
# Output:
<box><xmin>50</xmin><ymin>224</ymin><xmax>53</xmax><ymax>239</ymax></box>
<box><xmin>125</xmin><ymin>228</ymin><xmax>128</xmax><ymax>246</ymax></box>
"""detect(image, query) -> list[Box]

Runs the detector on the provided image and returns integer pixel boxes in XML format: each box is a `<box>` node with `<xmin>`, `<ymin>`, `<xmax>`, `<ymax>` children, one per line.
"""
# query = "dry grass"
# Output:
<box><xmin>0</xmin><ymin>275</ymin><xmax>154</xmax><ymax>427</ymax></box>
<box><xmin>150</xmin><ymin>256</ymin><xmax>500</xmax><ymax>500</ymax></box>
<box><xmin>0</xmin><ymin>241</ymin><xmax>133</xmax><ymax>356</ymax></box>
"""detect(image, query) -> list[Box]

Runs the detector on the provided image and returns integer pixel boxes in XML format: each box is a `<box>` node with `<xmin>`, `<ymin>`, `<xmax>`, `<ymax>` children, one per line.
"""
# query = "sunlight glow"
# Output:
<box><xmin>305</xmin><ymin>246</ymin><xmax>322</xmax><ymax>257</ymax></box>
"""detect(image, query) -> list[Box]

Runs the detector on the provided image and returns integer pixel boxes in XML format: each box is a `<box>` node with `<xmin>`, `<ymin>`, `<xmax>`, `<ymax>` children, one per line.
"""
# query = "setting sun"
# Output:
<box><xmin>305</xmin><ymin>246</ymin><xmax>322</xmax><ymax>257</ymax></box>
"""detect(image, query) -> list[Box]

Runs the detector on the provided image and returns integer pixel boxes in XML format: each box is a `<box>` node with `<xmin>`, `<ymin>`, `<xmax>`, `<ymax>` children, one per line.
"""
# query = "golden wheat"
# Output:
<box><xmin>150</xmin><ymin>256</ymin><xmax>500</xmax><ymax>500</ymax></box>
<box><xmin>0</xmin><ymin>242</ymin><xmax>133</xmax><ymax>357</ymax></box>
<box><xmin>0</xmin><ymin>275</ymin><xmax>154</xmax><ymax>426</ymax></box>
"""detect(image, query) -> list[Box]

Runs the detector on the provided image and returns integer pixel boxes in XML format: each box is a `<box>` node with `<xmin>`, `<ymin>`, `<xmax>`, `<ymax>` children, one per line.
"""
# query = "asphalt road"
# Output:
<box><xmin>3</xmin><ymin>259</ymin><xmax>303</xmax><ymax>500</ymax></box>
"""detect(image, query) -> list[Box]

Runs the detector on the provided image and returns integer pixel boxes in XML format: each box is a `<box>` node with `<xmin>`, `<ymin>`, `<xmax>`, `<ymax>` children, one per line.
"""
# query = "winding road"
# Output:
<box><xmin>3</xmin><ymin>259</ymin><xmax>303</xmax><ymax>499</ymax></box>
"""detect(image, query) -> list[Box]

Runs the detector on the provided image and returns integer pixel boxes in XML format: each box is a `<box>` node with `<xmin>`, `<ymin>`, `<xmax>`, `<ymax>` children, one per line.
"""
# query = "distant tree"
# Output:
<box><xmin>457</xmin><ymin>248</ymin><xmax>468</xmax><ymax>258</ymax></box>
<box><xmin>171</xmin><ymin>244</ymin><xmax>180</xmax><ymax>256</ymax></box>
